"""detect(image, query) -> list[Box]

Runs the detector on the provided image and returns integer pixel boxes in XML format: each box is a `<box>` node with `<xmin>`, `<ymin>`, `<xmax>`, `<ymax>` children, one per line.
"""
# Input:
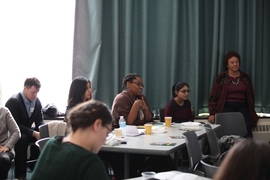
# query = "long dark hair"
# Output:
<box><xmin>67</xmin><ymin>100</ymin><xmax>113</xmax><ymax>132</ymax></box>
<box><xmin>67</xmin><ymin>76</ymin><xmax>91</xmax><ymax>108</ymax></box>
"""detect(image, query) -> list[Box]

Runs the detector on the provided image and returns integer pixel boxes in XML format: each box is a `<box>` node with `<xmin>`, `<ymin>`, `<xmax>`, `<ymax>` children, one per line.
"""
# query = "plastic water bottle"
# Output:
<box><xmin>119</xmin><ymin>116</ymin><xmax>126</xmax><ymax>137</ymax></box>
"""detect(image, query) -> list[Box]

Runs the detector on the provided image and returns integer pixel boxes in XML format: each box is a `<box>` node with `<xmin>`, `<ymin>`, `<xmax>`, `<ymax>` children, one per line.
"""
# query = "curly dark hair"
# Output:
<box><xmin>121</xmin><ymin>73</ymin><xmax>141</xmax><ymax>89</ymax></box>
<box><xmin>224</xmin><ymin>51</ymin><xmax>241</xmax><ymax>70</ymax></box>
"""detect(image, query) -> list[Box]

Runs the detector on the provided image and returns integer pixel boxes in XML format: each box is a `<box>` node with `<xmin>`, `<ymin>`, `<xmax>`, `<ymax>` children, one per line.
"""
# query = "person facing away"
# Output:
<box><xmin>111</xmin><ymin>73</ymin><xmax>153</xmax><ymax>128</ymax></box>
<box><xmin>30</xmin><ymin>100</ymin><xmax>112</xmax><ymax>180</ymax></box>
<box><xmin>0</xmin><ymin>106</ymin><xmax>21</xmax><ymax>180</ymax></box>
<box><xmin>214</xmin><ymin>139</ymin><xmax>270</xmax><ymax>180</ymax></box>
<box><xmin>5</xmin><ymin>77</ymin><xmax>44</xmax><ymax>179</ymax></box>
<box><xmin>164</xmin><ymin>81</ymin><xmax>194</xmax><ymax>123</ymax></box>
<box><xmin>208</xmin><ymin>51</ymin><xmax>258</xmax><ymax>137</ymax></box>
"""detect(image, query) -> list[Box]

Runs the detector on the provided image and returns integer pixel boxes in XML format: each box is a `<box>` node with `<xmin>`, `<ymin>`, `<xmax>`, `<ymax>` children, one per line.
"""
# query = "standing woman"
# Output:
<box><xmin>112</xmin><ymin>73</ymin><xmax>153</xmax><ymax>127</ymax></box>
<box><xmin>208</xmin><ymin>51</ymin><xmax>258</xmax><ymax>137</ymax></box>
<box><xmin>164</xmin><ymin>82</ymin><xmax>194</xmax><ymax>123</ymax></box>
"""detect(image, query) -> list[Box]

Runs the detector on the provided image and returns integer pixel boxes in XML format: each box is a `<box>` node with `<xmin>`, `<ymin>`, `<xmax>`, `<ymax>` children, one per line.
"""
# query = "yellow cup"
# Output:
<box><xmin>165</xmin><ymin>117</ymin><xmax>172</xmax><ymax>127</ymax></box>
<box><xmin>114</xmin><ymin>128</ymin><xmax>122</xmax><ymax>137</ymax></box>
<box><xmin>144</xmin><ymin>124</ymin><xmax>152</xmax><ymax>135</ymax></box>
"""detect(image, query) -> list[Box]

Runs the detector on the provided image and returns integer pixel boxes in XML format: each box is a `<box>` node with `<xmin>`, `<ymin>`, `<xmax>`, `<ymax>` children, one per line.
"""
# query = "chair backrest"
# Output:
<box><xmin>35</xmin><ymin>137</ymin><xmax>50</xmax><ymax>152</ymax></box>
<box><xmin>204</xmin><ymin>124</ymin><xmax>212</xmax><ymax>129</ymax></box>
<box><xmin>158</xmin><ymin>108</ymin><xmax>165</xmax><ymax>122</ymax></box>
<box><xmin>183</xmin><ymin>131</ymin><xmax>203</xmax><ymax>172</ymax></box>
<box><xmin>39</xmin><ymin>121</ymin><xmax>67</xmax><ymax>138</ymax></box>
<box><xmin>215</xmin><ymin>112</ymin><xmax>247</xmax><ymax>138</ymax></box>
<box><xmin>200</xmin><ymin>159</ymin><xmax>219</xmax><ymax>178</ymax></box>
<box><xmin>39</xmin><ymin>123</ymin><xmax>49</xmax><ymax>139</ymax></box>
<box><xmin>205</xmin><ymin>127</ymin><xmax>221</xmax><ymax>160</ymax></box>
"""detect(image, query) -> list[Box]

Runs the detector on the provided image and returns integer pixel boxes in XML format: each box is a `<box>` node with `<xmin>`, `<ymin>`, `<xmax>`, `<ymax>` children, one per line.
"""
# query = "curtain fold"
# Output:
<box><xmin>73</xmin><ymin>0</ymin><xmax>270</xmax><ymax>115</ymax></box>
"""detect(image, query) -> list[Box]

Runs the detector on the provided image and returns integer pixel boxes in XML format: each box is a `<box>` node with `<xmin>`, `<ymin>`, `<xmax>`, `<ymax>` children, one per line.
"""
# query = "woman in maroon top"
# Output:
<box><xmin>208</xmin><ymin>51</ymin><xmax>258</xmax><ymax>137</ymax></box>
<box><xmin>164</xmin><ymin>82</ymin><xmax>194</xmax><ymax>123</ymax></box>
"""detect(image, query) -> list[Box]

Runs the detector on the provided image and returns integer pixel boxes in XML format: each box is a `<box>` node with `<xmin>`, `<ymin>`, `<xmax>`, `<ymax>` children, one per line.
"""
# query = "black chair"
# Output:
<box><xmin>205</xmin><ymin>127</ymin><xmax>222</xmax><ymax>165</ymax></box>
<box><xmin>215</xmin><ymin>112</ymin><xmax>247</xmax><ymax>138</ymax></box>
<box><xmin>158</xmin><ymin>108</ymin><xmax>165</xmax><ymax>122</ymax></box>
<box><xmin>35</xmin><ymin>137</ymin><xmax>50</xmax><ymax>152</ymax></box>
<box><xmin>200</xmin><ymin>159</ymin><xmax>219</xmax><ymax>178</ymax></box>
<box><xmin>182</xmin><ymin>131</ymin><xmax>208</xmax><ymax>175</ymax></box>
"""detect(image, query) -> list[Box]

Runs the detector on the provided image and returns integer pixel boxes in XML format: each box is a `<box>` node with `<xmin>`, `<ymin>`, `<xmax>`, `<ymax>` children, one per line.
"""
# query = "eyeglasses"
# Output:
<box><xmin>103</xmin><ymin>125</ymin><xmax>112</xmax><ymax>135</ymax></box>
<box><xmin>132</xmin><ymin>81</ymin><xmax>144</xmax><ymax>87</ymax></box>
<box><xmin>179</xmin><ymin>90</ymin><xmax>191</xmax><ymax>94</ymax></box>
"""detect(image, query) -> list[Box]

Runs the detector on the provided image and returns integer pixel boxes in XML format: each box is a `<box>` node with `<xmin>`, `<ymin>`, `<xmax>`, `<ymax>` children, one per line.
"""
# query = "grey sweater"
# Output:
<box><xmin>0</xmin><ymin>106</ymin><xmax>21</xmax><ymax>155</ymax></box>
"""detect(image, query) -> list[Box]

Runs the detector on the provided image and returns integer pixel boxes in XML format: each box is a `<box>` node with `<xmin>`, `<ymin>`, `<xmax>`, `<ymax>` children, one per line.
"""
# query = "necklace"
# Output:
<box><xmin>232</xmin><ymin>77</ymin><xmax>240</xmax><ymax>85</ymax></box>
<box><xmin>229</xmin><ymin>71</ymin><xmax>240</xmax><ymax>85</ymax></box>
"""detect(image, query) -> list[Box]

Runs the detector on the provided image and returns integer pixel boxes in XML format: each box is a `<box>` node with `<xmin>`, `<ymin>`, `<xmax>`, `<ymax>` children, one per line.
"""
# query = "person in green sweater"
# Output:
<box><xmin>30</xmin><ymin>100</ymin><xmax>112</xmax><ymax>180</ymax></box>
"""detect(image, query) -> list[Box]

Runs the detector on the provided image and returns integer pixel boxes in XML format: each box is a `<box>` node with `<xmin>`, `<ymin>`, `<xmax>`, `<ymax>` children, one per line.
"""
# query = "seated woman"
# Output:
<box><xmin>64</xmin><ymin>76</ymin><xmax>92</xmax><ymax>133</ymax></box>
<box><xmin>164</xmin><ymin>81</ymin><xmax>194</xmax><ymax>123</ymax></box>
<box><xmin>112</xmin><ymin>73</ymin><xmax>153</xmax><ymax>127</ymax></box>
<box><xmin>30</xmin><ymin>100</ymin><xmax>112</xmax><ymax>180</ymax></box>
<box><xmin>111</xmin><ymin>73</ymin><xmax>174</xmax><ymax>178</ymax></box>
<box><xmin>0</xmin><ymin>106</ymin><xmax>21</xmax><ymax>180</ymax></box>
<box><xmin>64</xmin><ymin>76</ymin><xmax>92</xmax><ymax>120</ymax></box>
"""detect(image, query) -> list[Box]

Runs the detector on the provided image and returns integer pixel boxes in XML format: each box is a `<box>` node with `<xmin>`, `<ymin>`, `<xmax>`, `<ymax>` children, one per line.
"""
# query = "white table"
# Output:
<box><xmin>126</xmin><ymin>170</ymin><xmax>212</xmax><ymax>180</ymax></box>
<box><xmin>100</xmin><ymin>124</ymin><xmax>220</xmax><ymax>178</ymax></box>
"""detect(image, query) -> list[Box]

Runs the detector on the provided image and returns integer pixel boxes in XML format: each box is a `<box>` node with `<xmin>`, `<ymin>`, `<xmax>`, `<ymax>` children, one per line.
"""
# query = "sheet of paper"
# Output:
<box><xmin>168</xmin><ymin>135</ymin><xmax>184</xmax><ymax>139</ymax></box>
<box><xmin>150</xmin><ymin>142</ymin><xmax>176</xmax><ymax>146</ymax></box>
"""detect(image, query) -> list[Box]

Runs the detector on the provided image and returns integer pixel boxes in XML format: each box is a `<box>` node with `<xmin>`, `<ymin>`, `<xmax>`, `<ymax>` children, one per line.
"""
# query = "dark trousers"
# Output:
<box><xmin>0</xmin><ymin>151</ymin><xmax>14</xmax><ymax>180</ymax></box>
<box><xmin>14</xmin><ymin>133</ymin><xmax>40</xmax><ymax>178</ymax></box>
<box><xmin>98</xmin><ymin>152</ymin><xmax>174</xmax><ymax>179</ymax></box>
<box><xmin>223</xmin><ymin>102</ymin><xmax>253</xmax><ymax>138</ymax></box>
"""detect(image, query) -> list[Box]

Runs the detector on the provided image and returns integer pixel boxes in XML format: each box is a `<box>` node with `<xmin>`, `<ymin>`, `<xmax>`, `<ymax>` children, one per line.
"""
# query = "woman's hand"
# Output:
<box><xmin>208</xmin><ymin>115</ymin><xmax>215</xmax><ymax>124</ymax></box>
<box><xmin>139</xmin><ymin>97</ymin><xmax>149</xmax><ymax>111</ymax></box>
<box><xmin>0</xmin><ymin>146</ymin><xmax>10</xmax><ymax>153</ymax></box>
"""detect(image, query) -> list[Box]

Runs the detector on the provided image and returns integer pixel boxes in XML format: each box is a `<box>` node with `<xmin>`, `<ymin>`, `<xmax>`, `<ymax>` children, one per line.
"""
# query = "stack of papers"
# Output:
<box><xmin>179</xmin><ymin>122</ymin><xmax>201</xmax><ymax>131</ymax></box>
<box><xmin>125</xmin><ymin>125</ymin><xmax>144</xmax><ymax>136</ymax></box>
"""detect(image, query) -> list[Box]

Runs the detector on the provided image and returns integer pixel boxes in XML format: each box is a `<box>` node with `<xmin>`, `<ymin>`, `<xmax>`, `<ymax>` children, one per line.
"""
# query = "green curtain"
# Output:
<box><xmin>73</xmin><ymin>0</ymin><xmax>270</xmax><ymax>115</ymax></box>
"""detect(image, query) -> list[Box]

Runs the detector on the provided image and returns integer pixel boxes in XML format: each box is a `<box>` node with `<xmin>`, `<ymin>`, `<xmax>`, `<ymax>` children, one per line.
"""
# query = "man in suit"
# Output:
<box><xmin>5</xmin><ymin>77</ymin><xmax>44</xmax><ymax>180</ymax></box>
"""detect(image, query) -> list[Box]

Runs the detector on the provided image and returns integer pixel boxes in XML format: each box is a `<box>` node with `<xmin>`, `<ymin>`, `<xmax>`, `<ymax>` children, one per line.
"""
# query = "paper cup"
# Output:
<box><xmin>144</xmin><ymin>124</ymin><xmax>152</xmax><ymax>135</ymax></box>
<box><xmin>165</xmin><ymin>117</ymin><xmax>172</xmax><ymax>127</ymax></box>
<box><xmin>114</xmin><ymin>128</ymin><xmax>122</xmax><ymax>137</ymax></box>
